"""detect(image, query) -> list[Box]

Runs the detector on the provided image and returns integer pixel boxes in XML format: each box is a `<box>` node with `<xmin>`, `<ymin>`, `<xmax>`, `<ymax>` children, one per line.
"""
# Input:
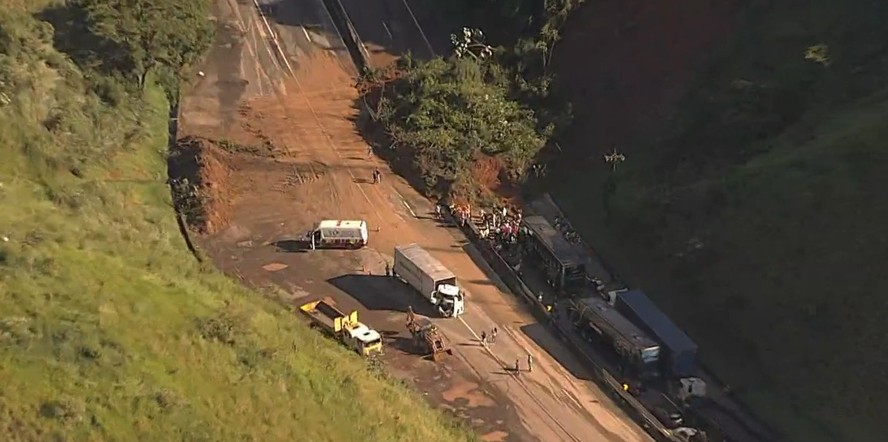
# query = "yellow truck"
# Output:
<box><xmin>299</xmin><ymin>298</ymin><xmax>383</xmax><ymax>357</ymax></box>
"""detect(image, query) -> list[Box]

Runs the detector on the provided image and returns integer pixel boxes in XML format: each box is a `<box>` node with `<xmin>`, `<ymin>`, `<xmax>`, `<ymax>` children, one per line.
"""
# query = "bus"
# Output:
<box><xmin>521</xmin><ymin>215</ymin><xmax>587</xmax><ymax>293</ymax></box>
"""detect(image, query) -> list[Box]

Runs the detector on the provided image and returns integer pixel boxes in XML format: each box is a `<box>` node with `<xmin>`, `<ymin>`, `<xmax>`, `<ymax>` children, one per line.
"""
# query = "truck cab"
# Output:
<box><xmin>341</xmin><ymin>322</ymin><xmax>383</xmax><ymax>356</ymax></box>
<box><xmin>434</xmin><ymin>283</ymin><xmax>465</xmax><ymax>317</ymax></box>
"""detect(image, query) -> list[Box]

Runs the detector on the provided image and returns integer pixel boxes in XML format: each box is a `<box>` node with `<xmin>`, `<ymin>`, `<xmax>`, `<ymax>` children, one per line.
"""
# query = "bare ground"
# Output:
<box><xmin>174</xmin><ymin>1</ymin><xmax>654</xmax><ymax>441</ymax></box>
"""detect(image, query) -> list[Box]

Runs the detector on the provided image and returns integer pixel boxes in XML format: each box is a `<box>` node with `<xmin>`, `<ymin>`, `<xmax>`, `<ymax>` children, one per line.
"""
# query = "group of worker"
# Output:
<box><xmin>478</xmin><ymin>328</ymin><xmax>537</xmax><ymax>375</ymax></box>
<box><xmin>514</xmin><ymin>354</ymin><xmax>534</xmax><ymax>375</ymax></box>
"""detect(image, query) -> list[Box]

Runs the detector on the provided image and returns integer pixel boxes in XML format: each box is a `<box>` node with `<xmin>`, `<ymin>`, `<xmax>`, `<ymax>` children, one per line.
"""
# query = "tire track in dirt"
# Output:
<box><xmin>205</xmin><ymin>2</ymin><xmax>652</xmax><ymax>440</ymax></box>
<box><xmin>226</xmin><ymin>2</ymin><xmax>349</xmax><ymax>217</ymax></box>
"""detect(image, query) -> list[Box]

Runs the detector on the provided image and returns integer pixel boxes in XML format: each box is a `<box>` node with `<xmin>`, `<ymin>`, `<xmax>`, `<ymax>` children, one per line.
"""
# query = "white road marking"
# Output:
<box><xmin>224</xmin><ymin>0</ymin><xmax>277</xmax><ymax>92</ymax></box>
<box><xmin>251</xmin><ymin>0</ymin><xmax>295</xmax><ymax>76</ymax></box>
<box><xmin>458</xmin><ymin>315</ymin><xmax>480</xmax><ymax>341</ymax></box>
<box><xmin>401</xmin><ymin>199</ymin><xmax>417</xmax><ymax>217</ymax></box>
<box><xmin>301</xmin><ymin>26</ymin><xmax>312</xmax><ymax>43</ymax></box>
<box><xmin>399</xmin><ymin>0</ymin><xmax>434</xmax><ymax>56</ymax></box>
<box><xmin>331</xmin><ymin>0</ymin><xmax>371</xmax><ymax>64</ymax></box>
<box><xmin>382</xmin><ymin>21</ymin><xmax>393</xmax><ymax>41</ymax></box>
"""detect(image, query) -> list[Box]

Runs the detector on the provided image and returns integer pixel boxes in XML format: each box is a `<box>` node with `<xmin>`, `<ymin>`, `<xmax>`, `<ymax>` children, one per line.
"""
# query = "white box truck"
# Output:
<box><xmin>393</xmin><ymin>243</ymin><xmax>465</xmax><ymax>318</ymax></box>
<box><xmin>308</xmin><ymin>220</ymin><xmax>368</xmax><ymax>249</ymax></box>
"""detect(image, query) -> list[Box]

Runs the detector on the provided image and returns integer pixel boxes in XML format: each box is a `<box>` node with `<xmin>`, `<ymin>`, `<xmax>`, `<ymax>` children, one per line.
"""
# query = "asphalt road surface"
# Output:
<box><xmin>179</xmin><ymin>1</ymin><xmax>653</xmax><ymax>441</ymax></box>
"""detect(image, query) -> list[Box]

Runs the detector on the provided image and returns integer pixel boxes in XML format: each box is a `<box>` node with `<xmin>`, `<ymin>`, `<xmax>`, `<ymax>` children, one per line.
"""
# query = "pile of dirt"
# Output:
<box><xmin>168</xmin><ymin>136</ymin><xmax>235</xmax><ymax>234</ymax></box>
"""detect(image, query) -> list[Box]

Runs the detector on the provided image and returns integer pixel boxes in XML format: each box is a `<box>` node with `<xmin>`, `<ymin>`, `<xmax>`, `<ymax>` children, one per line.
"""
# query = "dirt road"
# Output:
<box><xmin>178</xmin><ymin>1</ymin><xmax>652</xmax><ymax>441</ymax></box>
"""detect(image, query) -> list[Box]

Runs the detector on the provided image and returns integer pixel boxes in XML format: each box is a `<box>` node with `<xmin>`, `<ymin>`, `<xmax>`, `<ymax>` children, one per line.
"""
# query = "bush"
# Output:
<box><xmin>373</xmin><ymin>55</ymin><xmax>548</xmax><ymax>197</ymax></box>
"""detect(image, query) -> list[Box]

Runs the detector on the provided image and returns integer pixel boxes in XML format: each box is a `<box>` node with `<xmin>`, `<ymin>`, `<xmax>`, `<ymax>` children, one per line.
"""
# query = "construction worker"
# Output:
<box><xmin>527</xmin><ymin>354</ymin><xmax>533</xmax><ymax>373</ymax></box>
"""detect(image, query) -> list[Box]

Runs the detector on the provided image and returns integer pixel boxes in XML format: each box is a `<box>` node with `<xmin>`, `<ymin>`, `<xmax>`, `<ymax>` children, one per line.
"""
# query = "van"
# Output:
<box><xmin>310</xmin><ymin>220</ymin><xmax>368</xmax><ymax>249</ymax></box>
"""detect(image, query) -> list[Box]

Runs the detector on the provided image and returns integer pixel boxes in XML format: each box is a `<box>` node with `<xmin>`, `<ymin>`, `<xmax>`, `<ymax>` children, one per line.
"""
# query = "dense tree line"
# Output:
<box><xmin>39</xmin><ymin>0</ymin><xmax>213</xmax><ymax>96</ymax></box>
<box><xmin>367</xmin><ymin>1</ymin><xmax>585</xmax><ymax>199</ymax></box>
<box><xmin>374</xmin><ymin>54</ymin><xmax>548</xmax><ymax>194</ymax></box>
<box><xmin>81</xmin><ymin>0</ymin><xmax>213</xmax><ymax>89</ymax></box>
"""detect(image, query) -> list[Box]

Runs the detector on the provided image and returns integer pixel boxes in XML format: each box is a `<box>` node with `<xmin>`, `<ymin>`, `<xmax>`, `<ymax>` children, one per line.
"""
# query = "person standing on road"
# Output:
<box><xmin>527</xmin><ymin>354</ymin><xmax>534</xmax><ymax>373</ymax></box>
<box><xmin>491</xmin><ymin>327</ymin><xmax>498</xmax><ymax>343</ymax></box>
<box><xmin>384</xmin><ymin>262</ymin><xmax>391</xmax><ymax>277</ymax></box>
<box><xmin>367</xmin><ymin>146</ymin><xmax>373</xmax><ymax>158</ymax></box>
<box><xmin>372</xmin><ymin>168</ymin><xmax>381</xmax><ymax>184</ymax></box>
<box><xmin>514</xmin><ymin>359</ymin><xmax>520</xmax><ymax>374</ymax></box>
<box><xmin>480</xmin><ymin>331</ymin><xmax>487</xmax><ymax>345</ymax></box>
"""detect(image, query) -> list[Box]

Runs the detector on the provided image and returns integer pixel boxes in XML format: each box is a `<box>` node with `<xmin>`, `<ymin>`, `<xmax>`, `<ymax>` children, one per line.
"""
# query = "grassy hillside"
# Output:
<box><xmin>0</xmin><ymin>3</ymin><xmax>472</xmax><ymax>441</ymax></box>
<box><xmin>550</xmin><ymin>1</ymin><xmax>888</xmax><ymax>441</ymax></box>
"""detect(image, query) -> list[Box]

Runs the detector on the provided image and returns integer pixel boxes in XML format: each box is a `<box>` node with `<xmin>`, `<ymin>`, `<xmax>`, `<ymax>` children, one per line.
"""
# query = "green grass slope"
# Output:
<box><xmin>552</xmin><ymin>1</ymin><xmax>888</xmax><ymax>441</ymax></box>
<box><xmin>0</xmin><ymin>4</ymin><xmax>472</xmax><ymax>441</ymax></box>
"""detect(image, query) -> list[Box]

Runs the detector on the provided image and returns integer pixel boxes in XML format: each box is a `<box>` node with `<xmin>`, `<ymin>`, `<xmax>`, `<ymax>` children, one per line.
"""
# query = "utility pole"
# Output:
<box><xmin>604</xmin><ymin>148</ymin><xmax>626</xmax><ymax>172</ymax></box>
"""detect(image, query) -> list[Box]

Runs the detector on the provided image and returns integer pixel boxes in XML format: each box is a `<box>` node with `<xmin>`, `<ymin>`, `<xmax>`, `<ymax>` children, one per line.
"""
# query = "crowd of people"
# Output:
<box><xmin>477</xmin><ymin>205</ymin><xmax>522</xmax><ymax>245</ymax></box>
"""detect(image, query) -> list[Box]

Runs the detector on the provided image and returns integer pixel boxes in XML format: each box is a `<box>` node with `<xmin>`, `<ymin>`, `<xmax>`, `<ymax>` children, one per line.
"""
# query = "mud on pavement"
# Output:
<box><xmin>172</xmin><ymin>1</ymin><xmax>652</xmax><ymax>441</ymax></box>
<box><xmin>174</xmin><ymin>22</ymin><xmax>538</xmax><ymax>442</ymax></box>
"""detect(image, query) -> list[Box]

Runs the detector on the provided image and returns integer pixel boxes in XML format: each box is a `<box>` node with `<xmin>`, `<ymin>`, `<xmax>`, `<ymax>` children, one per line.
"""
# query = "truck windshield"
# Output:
<box><xmin>640</xmin><ymin>346</ymin><xmax>660</xmax><ymax>364</ymax></box>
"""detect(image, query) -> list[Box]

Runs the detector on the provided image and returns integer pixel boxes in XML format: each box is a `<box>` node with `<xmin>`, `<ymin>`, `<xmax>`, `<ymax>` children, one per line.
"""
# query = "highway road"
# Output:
<box><xmin>179</xmin><ymin>0</ymin><xmax>653</xmax><ymax>440</ymax></box>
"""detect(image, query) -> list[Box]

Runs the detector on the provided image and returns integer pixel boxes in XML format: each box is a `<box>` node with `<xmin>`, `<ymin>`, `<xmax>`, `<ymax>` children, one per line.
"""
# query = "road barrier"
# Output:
<box><xmin>445</xmin><ymin>209</ymin><xmax>680</xmax><ymax>442</ymax></box>
<box><xmin>317</xmin><ymin>4</ymin><xmax>768</xmax><ymax>439</ymax></box>
<box><xmin>320</xmin><ymin>0</ymin><xmax>371</xmax><ymax>73</ymax></box>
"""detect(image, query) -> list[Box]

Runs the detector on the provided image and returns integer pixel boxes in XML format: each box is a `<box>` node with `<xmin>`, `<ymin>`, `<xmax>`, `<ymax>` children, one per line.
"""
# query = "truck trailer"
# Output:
<box><xmin>308</xmin><ymin>220</ymin><xmax>368</xmax><ymax>249</ymax></box>
<box><xmin>299</xmin><ymin>298</ymin><xmax>383</xmax><ymax>356</ymax></box>
<box><xmin>614</xmin><ymin>290</ymin><xmax>698</xmax><ymax>377</ymax></box>
<box><xmin>521</xmin><ymin>215</ymin><xmax>587</xmax><ymax>293</ymax></box>
<box><xmin>393</xmin><ymin>244</ymin><xmax>465</xmax><ymax>318</ymax></box>
<box><xmin>565</xmin><ymin>297</ymin><xmax>661</xmax><ymax>379</ymax></box>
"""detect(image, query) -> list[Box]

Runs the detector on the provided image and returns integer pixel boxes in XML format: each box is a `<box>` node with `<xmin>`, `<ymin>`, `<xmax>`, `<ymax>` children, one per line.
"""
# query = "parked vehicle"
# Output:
<box><xmin>393</xmin><ymin>243</ymin><xmax>465</xmax><ymax>318</ymax></box>
<box><xmin>406</xmin><ymin>307</ymin><xmax>451</xmax><ymax>362</ymax></box>
<box><xmin>565</xmin><ymin>297</ymin><xmax>661</xmax><ymax>379</ymax></box>
<box><xmin>614</xmin><ymin>290</ymin><xmax>698</xmax><ymax>377</ymax></box>
<box><xmin>521</xmin><ymin>215</ymin><xmax>587</xmax><ymax>293</ymax></box>
<box><xmin>299</xmin><ymin>297</ymin><xmax>382</xmax><ymax>356</ymax></box>
<box><xmin>308</xmin><ymin>220</ymin><xmax>368</xmax><ymax>249</ymax></box>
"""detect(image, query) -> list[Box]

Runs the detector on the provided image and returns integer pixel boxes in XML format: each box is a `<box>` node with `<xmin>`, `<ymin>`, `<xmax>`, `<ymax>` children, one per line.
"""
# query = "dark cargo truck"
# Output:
<box><xmin>614</xmin><ymin>290</ymin><xmax>698</xmax><ymax>377</ymax></box>
<box><xmin>566</xmin><ymin>297</ymin><xmax>662</xmax><ymax>379</ymax></box>
<box><xmin>521</xmin><ymin>215</ymin><xmax>587</xmax><ymax>293</ymax></box>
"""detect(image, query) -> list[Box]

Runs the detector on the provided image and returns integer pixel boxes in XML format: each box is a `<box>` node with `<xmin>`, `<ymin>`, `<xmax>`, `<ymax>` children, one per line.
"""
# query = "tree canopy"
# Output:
<box><xmin>375</xmin><ymin>55</ymin><xmax>549</xmax><ymax>195</ymax></box>
<box><xmin>79</xmin><ymin>0</ymin><xmax>213</xmax><ymax>88</ymax></box>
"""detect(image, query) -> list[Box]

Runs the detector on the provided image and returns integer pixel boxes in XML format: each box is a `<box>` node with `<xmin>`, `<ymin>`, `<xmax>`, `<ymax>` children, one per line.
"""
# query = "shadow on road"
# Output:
<box><xmin>326</xmin><ymin>273</ymin><xmax>439</xmax><ymax>317</ymax></box>
<box><xmin>385</xmin><ymin>335</ymin><xmax>428</xmax><ymax>356</ymax></box>
<box><xmin>256</xmin><ymin>0</ymin><xmax>348</xmax><ymax>52</ymax></box>
<box><xmin>272</xmin><ymin>239</ymin><xmax>309</xmax><ymax>252</ymax></box>
<box><xmin>519</xmin><ymin>322</ymin><xmax>593</xmax><ymax>382</ymax></box>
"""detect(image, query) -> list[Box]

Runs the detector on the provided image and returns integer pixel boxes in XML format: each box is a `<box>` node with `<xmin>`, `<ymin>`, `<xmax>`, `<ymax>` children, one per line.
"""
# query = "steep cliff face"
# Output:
<box><xmin>550</xmin><ymin>1</ymin><xmax>888</xmax><ymax>441</ymax></box>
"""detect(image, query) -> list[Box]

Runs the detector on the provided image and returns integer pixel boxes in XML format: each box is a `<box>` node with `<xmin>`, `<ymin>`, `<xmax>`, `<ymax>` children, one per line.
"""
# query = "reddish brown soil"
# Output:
<box><xmin>553</xmin><ymin>0</ymin><xmax>743</xmax><ymax>156</ymax></box>
<box><xmin>169</xmin><ymin>136</ymin><xmax>236</xmax><ymax>234</ymax></box>
<box><xmin>465</xmin><ymin>154</ymin><xmax>523</xmax><ymax>208</ymax></box>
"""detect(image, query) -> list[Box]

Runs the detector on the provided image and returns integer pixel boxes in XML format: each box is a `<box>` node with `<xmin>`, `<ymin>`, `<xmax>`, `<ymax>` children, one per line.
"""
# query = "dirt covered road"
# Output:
<box><xmin>177</xmin><ymin>1</ymin><xmax>652</xmax><ymax>441</ymax></box>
